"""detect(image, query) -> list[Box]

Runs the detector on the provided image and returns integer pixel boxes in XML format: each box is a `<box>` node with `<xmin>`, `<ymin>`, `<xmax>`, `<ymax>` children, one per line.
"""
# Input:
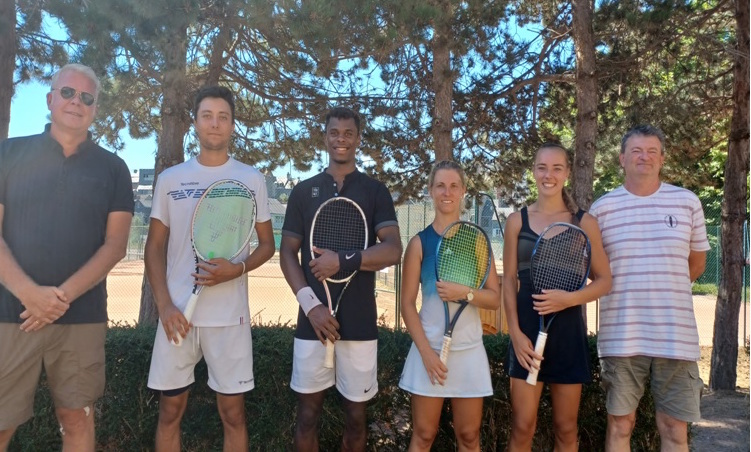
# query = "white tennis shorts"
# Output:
<box><xmin>290</xmin><ymin>338</ymin><xmax>378</xmax><ymax>402</ymax></box>
<box><xmin>148</xmin><ymin>321</ymin><xmax>255</xmax><ymax>395</ymax></box>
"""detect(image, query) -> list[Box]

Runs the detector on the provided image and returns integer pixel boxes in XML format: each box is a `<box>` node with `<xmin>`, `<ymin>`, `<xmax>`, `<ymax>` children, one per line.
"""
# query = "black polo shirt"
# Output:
<box><xmin>0</xmin><ymin>126</ymin><xmax>135</xmax><ymax>323</ymax></box>
<box><xmin>282</xmin><ymin>170</ymin><xmax>398</xmax><ymax>341</ymax></box>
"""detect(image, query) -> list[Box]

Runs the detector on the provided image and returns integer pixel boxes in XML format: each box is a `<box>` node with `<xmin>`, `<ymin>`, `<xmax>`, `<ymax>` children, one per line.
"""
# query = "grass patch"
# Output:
<box><xmin>692</xmin><ymin>282</ymin><xmax>719</xmax><ymax>295</ymax></box>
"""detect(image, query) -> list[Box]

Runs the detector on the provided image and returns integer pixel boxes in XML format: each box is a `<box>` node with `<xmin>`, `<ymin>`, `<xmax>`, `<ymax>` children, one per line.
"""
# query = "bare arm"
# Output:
<box><xmin>279</xmin><ymin>235</ymin><xmax>309</xmax><ymax>296</ymax></box>
<box><xmin>502</xmin><ymin>212</ymin><xmax>543</xmax><ymax>371</ymax></box>
<box><xmin>531</xmin><ymin>214</ymin><xmax>613</xmax><ymax>315</ymax></box>
<box><xmin>688</xmin><ymin>250</ymin><xmax>707</xmax><ymax>282</ymax></box>
<box><xmin>309</xmin><ymin>224</ymin><xmax>403</xmax><ymax>281</ymax></box>
<box><xmin>0</xmin><ymin>204</ymin><xmax>68</xmax><ymax>325</ymax></box>
<box><xmin>195</xmin><ymin>220</ymin><xmax>276</xmax><ymax>285</ymax></box>
<box><xmin>20</xmin><ymin>210</ymin><xmax>132</xmax><ymax>329</ymax></box>
<box><xmin>360</xmin><ymin>225</ymin><xmax>403</xmax><ymax>271</ymax></box>
<box><xmin>400</xmin><ymin>235</ymin><xmax>449</xmax><ymax>385</ymax></box>
<box><xmin>245</xmin><ymin>220</ymin><xmax>275</xmax><ymax>271</ymax></box>
<box><xmin>280</xmin><ymin>234</ymin><xmax>339</xmax><ymax>344</ymax></box>
<box><xmin>59</xmin><ymin>211</ymin><xmax>133</xmax><ymax>301</ymax></box>
<box><xmin>435</xmin><ymin>258</ymin><xmax>502</xmax><ymax>310</ymax></box>
<box><xmin>144</xmin><ymin>218</ymin><xmax>188</xmax><ymax>343</ymax></box>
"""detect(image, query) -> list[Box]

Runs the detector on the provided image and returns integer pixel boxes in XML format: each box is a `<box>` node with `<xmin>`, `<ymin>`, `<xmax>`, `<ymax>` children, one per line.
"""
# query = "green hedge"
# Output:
<box><xmin>9</xmin><ymin>325</ymin><xmax>660</xmax><ymax>451</ymax></box>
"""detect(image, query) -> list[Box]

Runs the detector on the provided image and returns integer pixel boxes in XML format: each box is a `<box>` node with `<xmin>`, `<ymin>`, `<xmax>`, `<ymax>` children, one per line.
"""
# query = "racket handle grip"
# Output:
<box><xmin>439</xmin><ymin>335</ymin><xmax>452</xmax><ymax>365</ymax></box>
<box><xmin>173</xmin><ymin>293</ymin><xmax>199</xmax><ymax>347</ymax></box>
<box><xmin>525</xmin><ymin>332</ymin><xmax>548</xmax><ymax>386</ymax></box>
<box><xmin>324</xmin><ymin>339</ymin><xmax>335</xmax><ymax>368</ymax></box>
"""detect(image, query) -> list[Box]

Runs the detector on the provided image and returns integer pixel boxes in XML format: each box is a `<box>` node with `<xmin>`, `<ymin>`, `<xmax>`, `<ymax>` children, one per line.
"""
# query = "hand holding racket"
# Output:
<box><xmin>435</xmin><ymin>221</ymin><xmax>492</xmax><ymax>365</ymax></box>
<box><xmin>174</xmin><ymin>179</ymin><xmax>256</xmax><ymax>346</ymax></box>
<box><xmin>526</xmin><ymin>222</ymin><xmax>591</xmax><ymax>385</ymax></box>
<box><xmin>310</xmin><ymin>197</ymin><xmax>368</xmax><ymax>368</ymax></box>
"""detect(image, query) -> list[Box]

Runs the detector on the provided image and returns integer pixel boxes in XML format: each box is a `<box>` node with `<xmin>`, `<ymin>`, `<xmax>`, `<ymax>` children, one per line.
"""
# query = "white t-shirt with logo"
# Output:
<box><xmin>150</xmin><ymin>157</ymin><xmax>271</xmax><ymax>327</ymax></box>
<box><xmin>590</xmin><ymin>183</ymin><xmax>710</xmax><ymax>361</ymax></box>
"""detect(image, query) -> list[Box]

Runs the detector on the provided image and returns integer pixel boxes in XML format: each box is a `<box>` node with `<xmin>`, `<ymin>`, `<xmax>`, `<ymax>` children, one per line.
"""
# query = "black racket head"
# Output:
<box><xmin>310</xmin><ymin>197</ymin><xmax>368</xmax><ymax>282</ymax></box>
<box><xmin>530</xmin><ymin>222</ymin><xmax>591</xmax><ymax>293</ymax></box>
<box><xmin>435</xmin><ymin>221</ymin><xmax>492</xmax><ymax>289</ymax></box>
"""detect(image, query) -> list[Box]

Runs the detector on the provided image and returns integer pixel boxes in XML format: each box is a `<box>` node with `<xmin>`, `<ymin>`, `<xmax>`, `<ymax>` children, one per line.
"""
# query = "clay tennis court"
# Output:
<box><xmin>106</xmin><ymin>257</ymin><xmax>748</xmax><ymax>347</ymax></box>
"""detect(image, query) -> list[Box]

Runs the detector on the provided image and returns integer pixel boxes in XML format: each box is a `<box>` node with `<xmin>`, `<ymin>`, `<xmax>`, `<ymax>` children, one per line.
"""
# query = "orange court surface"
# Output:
<box><xmin>107</xmin><ymin>258</ymin><xmax>749</xmax><ymax>347</ymax></box>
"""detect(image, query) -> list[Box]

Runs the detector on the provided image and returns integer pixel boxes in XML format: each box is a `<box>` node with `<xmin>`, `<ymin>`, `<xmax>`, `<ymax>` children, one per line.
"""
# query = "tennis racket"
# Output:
<box><xmin>435</xmin><ymin>221</ymin><xmax>492</xmax><ymax>365</ymax></box>
<box><xmin>526</xmin><ymin>222</ymin><xmax>591</xmax><ymax>384</ymax></box>
<box><xmin>174</xmin><ymin>179</ymin><xmax>257</xmax><ymax>346</ymax></box>
<box><xmin>310</xmin><ymin>197</ymin><xmax>368</xmax><ymax>368</ymax></box>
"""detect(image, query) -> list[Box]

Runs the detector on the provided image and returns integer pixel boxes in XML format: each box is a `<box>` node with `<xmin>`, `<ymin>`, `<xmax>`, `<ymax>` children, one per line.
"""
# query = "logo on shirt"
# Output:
<box><xmin>168</xmin><ymin>188</ymin><xmax>205</xmax><ymax>200</ymax></box>
<box><xmin>664</xmin><ymin>215</ymin><xmax>679</xmax><ymax>228</ymax></box>
<box><xmin>312</xmin><ymin>187</ymin><xmax>319</xmax><ymax>198</ymax></box>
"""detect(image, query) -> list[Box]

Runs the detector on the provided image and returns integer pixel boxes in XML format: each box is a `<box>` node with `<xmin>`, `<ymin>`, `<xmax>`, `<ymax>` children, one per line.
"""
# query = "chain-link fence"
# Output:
<box><xmin>106</xmin><ymin>194</ymin><xmax>749</xmax><ymax>346</ymax></box>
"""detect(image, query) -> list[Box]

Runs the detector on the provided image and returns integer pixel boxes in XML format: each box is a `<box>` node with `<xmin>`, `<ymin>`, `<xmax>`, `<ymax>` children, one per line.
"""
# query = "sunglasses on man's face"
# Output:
<box><xmin>52</xmin><ymin>86</ymin><xmax>96</xmax><ymax>106</ymax></box>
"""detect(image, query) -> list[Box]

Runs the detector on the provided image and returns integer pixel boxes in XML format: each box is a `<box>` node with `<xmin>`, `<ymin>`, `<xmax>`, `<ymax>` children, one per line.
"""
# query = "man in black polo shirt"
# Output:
<box><xmin>280</xmin><ymin>107</ymin><xmax>402</xmax><ymax>451</ymax></box>
<box><xmin>0</xmin><ymin>63</ymin><xmax>134</xmax><ymax>451</ymax></box>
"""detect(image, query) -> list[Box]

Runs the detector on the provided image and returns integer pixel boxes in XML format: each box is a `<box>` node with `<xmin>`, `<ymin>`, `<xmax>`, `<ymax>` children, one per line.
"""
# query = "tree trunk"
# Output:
<box><xmin>571</xmin><ymin>0</ymin><xmax>597</xmax><ymax>211</ymax></box>
<box><xmin>709</xmin><ymin>0</ymin><xmax>750</xmax><ymax>390</ymax></box>
<box><xmin>0</xmin><ymin>0</ymin><xmax>16</xmax><ymax>140</ymax></box>
<box><xmin>432</xmin><ymin>1</ymin><xmax>453</xmax><ymax>162</ymax></box>
<box><xmin>138</xmin><ymin>25</ymin><xmax>192</xmax><ymax>326</ymax></box>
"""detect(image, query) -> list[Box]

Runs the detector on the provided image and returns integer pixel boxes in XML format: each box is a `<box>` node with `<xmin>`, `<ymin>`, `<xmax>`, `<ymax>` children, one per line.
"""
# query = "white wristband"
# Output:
<box><xmin>296</xmin><ymin>286</ymin><xmax>321</xmax><ymax>316</ymax></box>
<box><xmin>240</xmin><ymin>260</ymin><xmax>246</xmax><ymax>275</ymax></box>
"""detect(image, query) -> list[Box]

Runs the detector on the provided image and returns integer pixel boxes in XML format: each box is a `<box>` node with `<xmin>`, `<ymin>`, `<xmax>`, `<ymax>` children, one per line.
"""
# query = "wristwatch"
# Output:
<box><xmin>467</xmin><ymin>288</ymin><xmax>475</xmax><ymax>302</ymax></box>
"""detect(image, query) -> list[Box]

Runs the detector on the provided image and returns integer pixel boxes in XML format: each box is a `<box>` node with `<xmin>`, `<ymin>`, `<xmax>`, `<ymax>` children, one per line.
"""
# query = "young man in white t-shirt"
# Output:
<box><xmin>144</xmin><ymin>86</ymin><xmax>275</xmax><ymax>452</ymax></box>
<box><xmin>590</xmin><ymin>125</ymin><xmax>709</xmax><ymax>452</ymax></box>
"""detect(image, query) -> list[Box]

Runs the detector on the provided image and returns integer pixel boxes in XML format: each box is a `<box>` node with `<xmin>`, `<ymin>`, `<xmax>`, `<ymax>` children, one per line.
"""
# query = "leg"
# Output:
<box><xmin>0</xmin><ymin>324</ymin><xmax>45</xmax><ymax>452</ymax></box>
<box><xmin>407</xmin><ymin>395</ymin><xmax>444</xmax><ymax>451</ymax></box>
<box><xmin>605</xmin><ymin>412</ymin><xmax>636</xmax><ymax>452</ymax></box>
<box><xmin>549</xmin><ymin>384</ymin><xmax>582</xmax><ymax>452</ymax></box>
<box><xmin>155</xmin><ymin>391</ymin><xmax>189</xmax><ymax>452</ymax></box>
<box><xmin>341</xmin><ymin>398</ymin><xmax>367</xmax><ymax>452</ymax></box>
<box><xmin>56</xmin><ymin>405</ymin><xmax>95</xmax><ymax>452</ymax></box>
<box><xmin>0</xmin><ymin>427</ymin><xmax>16</xmax><ymax>452</ymax></box>
<box><xmin>507</xmin><ymin>377</ymin><xmax>544</xmax><ymax>451</ymax></box>
<box><xmin>216</xmin><ymin>393</ymin><xmax>248</xmax><ymax>452</ymax></box>
<box><xmin>650</xmin><ymin>359</ymin><xmax>701</xmax><ymax>452</ymax></box>
<box><xmin>655</xmin><ymin>411</ymin><xmax>688</xmax><ymax>452</ymax></box>
<box><xmin>450</xmin><ymin>397</ymin><xmax>484</xmax><ymax>452</ymax></box>
<box><xmin>600</xmin><ymin>356</ymin><xmax>651</xmax><ymax>452</ymax></box>
<box><xmin>294</xmin><ymin>391</ymin><xmax>325</xmax><ymax>452</ymax></box>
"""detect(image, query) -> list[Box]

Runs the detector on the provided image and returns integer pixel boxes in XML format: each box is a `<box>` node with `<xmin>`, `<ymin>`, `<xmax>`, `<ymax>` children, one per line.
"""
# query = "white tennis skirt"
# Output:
<box><xmin>398</xmin><ymin>341</ymin><xmax>493</xmax><ymax>398</ymax></box>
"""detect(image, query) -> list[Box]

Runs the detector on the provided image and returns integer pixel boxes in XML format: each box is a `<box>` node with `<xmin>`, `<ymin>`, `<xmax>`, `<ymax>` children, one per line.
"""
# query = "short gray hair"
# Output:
<box><xmin>51</xmin><ymin>63</ymin><xmax>101</xmax><ymax>97</ymax></box>
<box><xmin>620</xmin><ymin>125</ymin><xmax>666</xmax><ymax>154</ymax></box>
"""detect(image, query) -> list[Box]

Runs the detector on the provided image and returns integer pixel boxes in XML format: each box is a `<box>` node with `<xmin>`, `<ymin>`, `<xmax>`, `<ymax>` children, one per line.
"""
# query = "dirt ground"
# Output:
<box><xmin>691</xmin><ymin>347</ymin><xmax>750</xmax><ymax>451</ymax></box>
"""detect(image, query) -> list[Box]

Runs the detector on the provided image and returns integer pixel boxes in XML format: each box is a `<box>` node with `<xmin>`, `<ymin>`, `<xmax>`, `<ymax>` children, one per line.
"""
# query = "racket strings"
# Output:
<box><xmin>192</xmin><ymin>182</ymin><xmax>256</xmax><ymax>261</ymax></box>
<box><xmin>312</xmin><ymin>200</ymin><xmax>367</xmax><ymax>281</ymax></box>
<box><xmin>437</xmin><ymin>223</ymin><xmax>491</xmax><ymax>288</ymax></box>
<box><xmin>531</xmin><ymin>227</ymin><xmax>589</xmax><ymax>293</ymax></box>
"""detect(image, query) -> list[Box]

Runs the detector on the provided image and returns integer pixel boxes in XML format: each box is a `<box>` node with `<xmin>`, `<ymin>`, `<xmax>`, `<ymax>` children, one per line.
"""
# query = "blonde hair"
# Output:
<box><xmin>428</xmin><ymin>160</ymin><xmax>467</xmax><ymax>189</ymax></box>
<box><xmin>536</xmin><ymin>143</ymin><xmax>578</xmax><ymax>215</ymax></box>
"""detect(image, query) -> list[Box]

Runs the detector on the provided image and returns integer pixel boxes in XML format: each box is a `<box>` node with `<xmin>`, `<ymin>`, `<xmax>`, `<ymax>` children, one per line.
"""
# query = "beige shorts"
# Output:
<box><xmin>0</xmin><ymin>322</ymin><xmax>106</xmax><ymax>430</ymax></box>
<box><xmin>600</xmin><ymin>355</ymin><xmax>703</xmax><ymax>422</ymax></box>
<box><xmin>290</xmin><ymin>339</ymin><xmax>378</xmax><ymax>402</ymax></box>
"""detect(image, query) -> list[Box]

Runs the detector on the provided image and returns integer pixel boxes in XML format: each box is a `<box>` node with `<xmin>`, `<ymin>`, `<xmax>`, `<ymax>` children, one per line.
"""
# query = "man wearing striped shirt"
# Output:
<box><xmin>590</xmin><ymin>125</ymin><xmax>709</xmax><ymax>452</ymax></box>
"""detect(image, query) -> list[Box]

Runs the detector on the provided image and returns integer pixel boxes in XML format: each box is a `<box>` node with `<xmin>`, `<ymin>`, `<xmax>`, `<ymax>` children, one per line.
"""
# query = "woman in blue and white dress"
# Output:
<box><xmin>399</xmin><ymin>160</ymin><xmax>502</xmax><ymax>451</ymax></box>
